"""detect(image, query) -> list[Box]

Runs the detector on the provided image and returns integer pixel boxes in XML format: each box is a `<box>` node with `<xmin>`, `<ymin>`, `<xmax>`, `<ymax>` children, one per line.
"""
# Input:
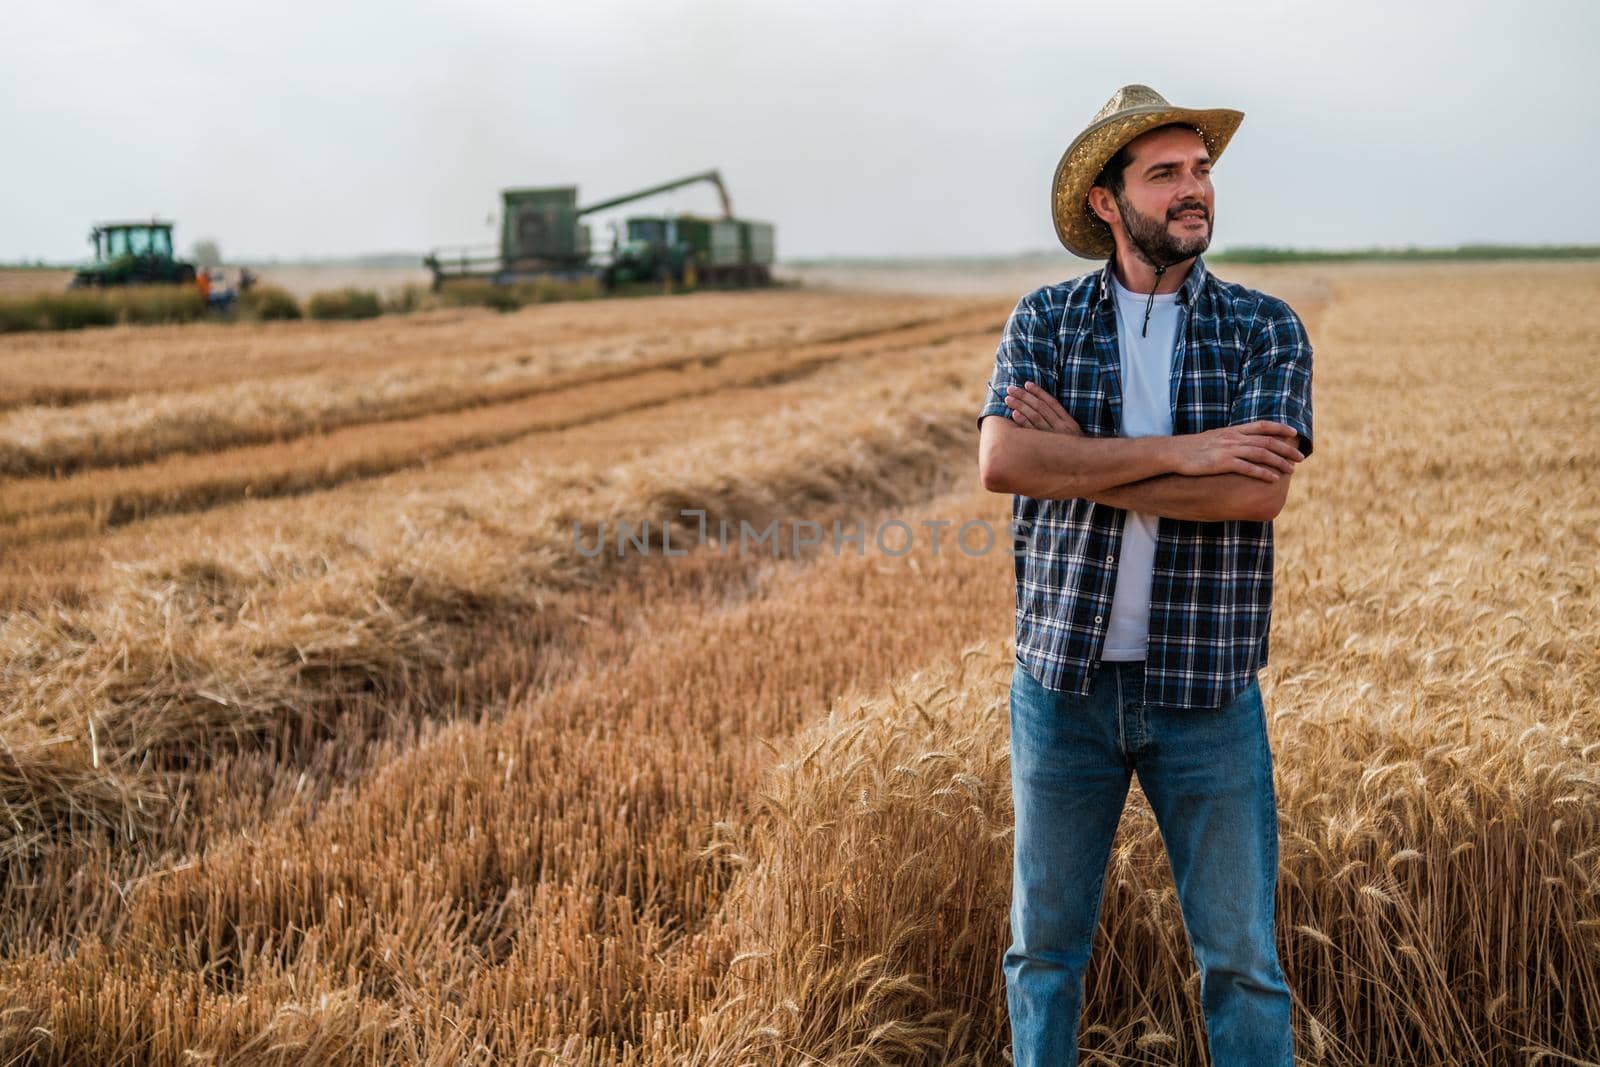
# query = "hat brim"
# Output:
<box><xmin>1051</xmin><ymin>105</ymin><xmax>1244</xmax><ymax>260</ymax></box>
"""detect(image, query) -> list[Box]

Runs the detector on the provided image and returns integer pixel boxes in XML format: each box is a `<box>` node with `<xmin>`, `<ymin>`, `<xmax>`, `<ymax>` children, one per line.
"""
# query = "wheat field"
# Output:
<box><xmin>0</xmin><ymin>262</ymin><xmax>1595</xmax><ymax>1065</ymax></box>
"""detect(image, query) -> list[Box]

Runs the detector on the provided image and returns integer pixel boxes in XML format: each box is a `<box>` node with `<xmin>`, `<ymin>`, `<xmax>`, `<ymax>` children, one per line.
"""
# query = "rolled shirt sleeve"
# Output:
<box><xmin>1229</xmin><ymin>298</ymin><xmax>1314</xmax><ymax>459</ymax></box>
<box><xmin>978</xmin><ymin>289</ymin><xmax>1060</xmax><ymax>432</ymax></box>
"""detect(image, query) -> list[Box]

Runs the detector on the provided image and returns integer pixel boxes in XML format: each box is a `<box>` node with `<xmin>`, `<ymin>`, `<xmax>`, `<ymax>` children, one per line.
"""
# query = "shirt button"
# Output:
<box><xmin>1105</xmin><ymin>553</ymin><xmax>1115</xmax><ymax>563</ymax></box>
<box><xmin>1094</xmin><ymin>615</ymin><xmax>1103</xmax><ymax>624</ymax></box>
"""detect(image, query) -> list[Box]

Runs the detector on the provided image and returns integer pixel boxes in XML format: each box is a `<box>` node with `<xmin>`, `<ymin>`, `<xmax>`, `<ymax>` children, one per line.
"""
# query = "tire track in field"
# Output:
<box><xmin>0</xmin><ymin>292</ymin><xmax>900</xmax><ymax>414</ymax></box>
<box><xmin>0</xmin><ymin>307</ymin><xmax>1005</xmax><ymax>548</ymax></box>
<box><xmin>0</xmin><ymin>307</ymin><xmax>981</xmax><ymax>478</ymax></box>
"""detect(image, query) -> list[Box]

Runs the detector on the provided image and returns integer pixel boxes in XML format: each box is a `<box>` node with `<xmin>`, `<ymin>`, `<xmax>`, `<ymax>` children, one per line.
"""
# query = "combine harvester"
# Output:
<box><xmin>423</xmin><ymin>169</ymin><xmax>774</xmax><ymax>293</ymax></box>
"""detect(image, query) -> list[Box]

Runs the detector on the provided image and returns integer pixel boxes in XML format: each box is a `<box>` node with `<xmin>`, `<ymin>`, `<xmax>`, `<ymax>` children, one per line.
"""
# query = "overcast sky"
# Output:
<box><xmin>4</xmin><ymin>0</ymin><xmax>1596</xmax><ymax>263</ymax></box>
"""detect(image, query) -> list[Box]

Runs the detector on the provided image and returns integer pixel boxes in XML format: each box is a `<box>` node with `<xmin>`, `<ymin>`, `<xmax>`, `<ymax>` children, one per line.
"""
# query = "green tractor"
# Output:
<box><xmin>600</xmin><ymin>217</ymin><xmax>695</xmax><ymax>291</ymax></box>
<box><xmin>70</xmin><ymin>220</ymin><xmax>198</xmax><ymax>288</ymax></box>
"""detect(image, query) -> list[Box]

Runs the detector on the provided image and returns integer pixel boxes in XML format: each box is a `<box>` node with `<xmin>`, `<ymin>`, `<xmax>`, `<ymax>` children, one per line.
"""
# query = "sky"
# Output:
<box><xmin>3</xmin><ymin>0</ymin><xmax>1596</xmax><ymax>263</ymax></box>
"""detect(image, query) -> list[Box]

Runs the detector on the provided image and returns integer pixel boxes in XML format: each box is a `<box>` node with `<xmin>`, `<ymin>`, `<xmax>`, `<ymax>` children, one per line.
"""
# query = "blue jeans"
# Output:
<box><xmin>1003</xmin><ymin>657</ymin><xmax>1295</xmax><ymax>1066</ymax></box>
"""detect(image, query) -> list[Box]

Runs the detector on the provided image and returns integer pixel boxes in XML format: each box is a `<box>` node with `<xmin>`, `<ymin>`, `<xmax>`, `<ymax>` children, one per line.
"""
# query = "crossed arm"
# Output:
<box><xmin>977</xmin><ymin>382</ymin><xmax>1305</xmax><ymax>522</ymax></box>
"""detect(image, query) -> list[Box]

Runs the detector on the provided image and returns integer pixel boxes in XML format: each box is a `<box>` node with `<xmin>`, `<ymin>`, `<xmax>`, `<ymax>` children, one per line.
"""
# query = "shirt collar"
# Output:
<box><xmin>1094</xmin><ymin>253</ymin><xmax>1208</xmax><ymax>309</ymax></box>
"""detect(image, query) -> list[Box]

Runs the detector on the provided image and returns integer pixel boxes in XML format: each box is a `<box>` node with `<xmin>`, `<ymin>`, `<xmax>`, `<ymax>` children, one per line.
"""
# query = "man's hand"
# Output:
<box><xmin>1002</xmin><ymin>381</ymin><xmax>1301</xmax><ymax>483</ymax></box>
<box><xmin>1002</xmin><ymin>382</ymin><xmax>1084</xmax><ymax>435</ymax></box>
<box><xmin>1174</xmin><ymin>422</ymin><xmax>1303</xmax><ymax>482</ymax></box>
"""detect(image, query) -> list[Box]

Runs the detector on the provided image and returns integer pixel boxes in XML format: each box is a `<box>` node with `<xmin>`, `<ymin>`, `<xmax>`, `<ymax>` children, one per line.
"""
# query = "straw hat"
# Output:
<box><xmin>1052</xmin><ymin>84</ymin><xmax>1244</xmax><ymax>259</ymax></box>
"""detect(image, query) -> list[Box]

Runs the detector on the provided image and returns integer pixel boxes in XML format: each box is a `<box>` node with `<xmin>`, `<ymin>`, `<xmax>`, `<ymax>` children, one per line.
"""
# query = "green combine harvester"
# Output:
<box><xmin>424</xmin><ymin>169</ymin><xmax>775</xmax><ymax>293</ymax></box>
<box><xmin>69</xmin><ymin>220</ymin><xmax>198</xmax><ymax>287</ymax></box>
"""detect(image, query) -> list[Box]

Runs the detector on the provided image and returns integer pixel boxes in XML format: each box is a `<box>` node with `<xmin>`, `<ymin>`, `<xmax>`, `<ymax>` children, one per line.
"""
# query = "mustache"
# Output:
<box><xmin>1168</xmin><ymin>202</ymin><xmax>1209</xmax><ymax>220</ymax></box>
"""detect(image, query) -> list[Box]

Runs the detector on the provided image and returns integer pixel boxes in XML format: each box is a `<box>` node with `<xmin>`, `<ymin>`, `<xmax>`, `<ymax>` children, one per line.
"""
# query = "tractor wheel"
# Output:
<box><xmin>175</xmin><ymin>265</ymin><xmax>196</xmax><ymax>284</ymax></box>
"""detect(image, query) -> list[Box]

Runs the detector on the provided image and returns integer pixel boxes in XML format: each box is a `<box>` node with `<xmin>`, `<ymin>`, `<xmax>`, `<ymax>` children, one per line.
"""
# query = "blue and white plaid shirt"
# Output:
<box><xmin>977</xmin><ymin>255</ymin><xmax>1314</xmax><ymax>710</ymax></box>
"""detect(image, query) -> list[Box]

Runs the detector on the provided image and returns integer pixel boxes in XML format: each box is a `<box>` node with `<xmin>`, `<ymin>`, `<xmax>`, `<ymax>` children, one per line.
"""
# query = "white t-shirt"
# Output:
<box><xmin>1101</xmin><ymin>271</ymin><xmax>1182</xmax><ymax>660</ymax></box>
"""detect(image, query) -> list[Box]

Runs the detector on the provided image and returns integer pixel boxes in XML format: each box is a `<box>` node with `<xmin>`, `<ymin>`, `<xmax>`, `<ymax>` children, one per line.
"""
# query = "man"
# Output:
<box><xmin>976</xmin><ymin>84</ymin><xmax>1311</xmax><ymax>1066</ymax></box>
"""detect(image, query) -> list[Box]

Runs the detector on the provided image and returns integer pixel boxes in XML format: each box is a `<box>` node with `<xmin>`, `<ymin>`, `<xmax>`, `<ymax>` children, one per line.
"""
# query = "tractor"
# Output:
<box><xmin>600</xmin><ymin>217</ymin><xmax>696</xmax><ymax>290</ymax></box>
<box><xmin>70</xmin><ymin>220</ymin><xmax>198</xmax><ymax>288</ymax></box>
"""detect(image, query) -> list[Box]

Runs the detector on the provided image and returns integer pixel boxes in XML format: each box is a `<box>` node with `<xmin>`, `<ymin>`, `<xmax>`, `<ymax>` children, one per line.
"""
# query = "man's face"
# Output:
<box><xmin>1103</xmin><ymin>125</ymin><xmax>1215</xmax><ymax>265</ymax></box>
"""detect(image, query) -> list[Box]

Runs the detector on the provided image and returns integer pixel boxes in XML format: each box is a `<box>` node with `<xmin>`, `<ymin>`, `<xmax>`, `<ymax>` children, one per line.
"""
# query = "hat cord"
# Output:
<box><xmin>1142</xmin><ymin>264</ymin><xmax>1166</xmax><ymax>338</ymax></box>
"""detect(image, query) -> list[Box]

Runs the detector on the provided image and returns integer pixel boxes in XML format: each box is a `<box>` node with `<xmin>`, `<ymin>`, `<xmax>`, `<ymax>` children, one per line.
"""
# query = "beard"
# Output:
<box><xmin>1115</xmin><ymin>192</ymin><xmax>1212</xmax><ymax>267</ymax></box>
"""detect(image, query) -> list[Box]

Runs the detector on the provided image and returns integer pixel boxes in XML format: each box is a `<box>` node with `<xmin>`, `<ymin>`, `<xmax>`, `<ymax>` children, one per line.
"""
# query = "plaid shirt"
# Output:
<box><xmin>977</xmin><ymin>254</ymin><xmax>1314</xmax><ymax>710</ymax></box>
